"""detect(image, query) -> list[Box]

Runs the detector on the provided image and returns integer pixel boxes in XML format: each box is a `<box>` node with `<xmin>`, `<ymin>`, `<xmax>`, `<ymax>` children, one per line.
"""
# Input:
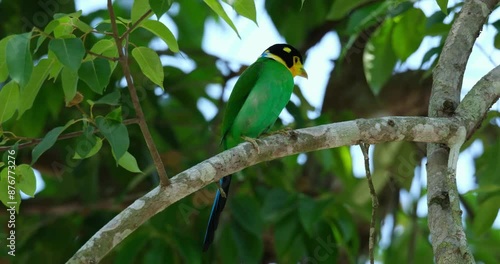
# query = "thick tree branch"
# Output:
<box><xmin>107</xmin><ymin>0</ymin><xmax>169</xmax><ymax>186</ymax></box>
<box><xmin>456</xmin><ymin>65</ymin><xmax>500</xmax><ymax>138</ymax></box>
<box><xmin>427</xmin><ymin>0</ymin><xmax>499</xmax><ymax>263</ymax></box>
<box><xmin>430</xmin><ymin>0</ymin><xmax>497</xmax><ymax>117</ymax></box>
<box><xmin>68</xmin><ymin>116</ymin><xmax>471</xmax><ymax>263</ymax></box>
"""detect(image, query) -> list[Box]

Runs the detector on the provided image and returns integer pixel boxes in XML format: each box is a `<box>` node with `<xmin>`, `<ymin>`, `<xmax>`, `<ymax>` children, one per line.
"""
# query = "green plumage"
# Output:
<box><xmin>221</xmin><ymin>57</ymin><xmax>294</xmax><ymax>149</ymax></box>
<box><xmin>203</xmin><ymin>44</ymin><xmax>305</xmax><ymax>251</ymax></box>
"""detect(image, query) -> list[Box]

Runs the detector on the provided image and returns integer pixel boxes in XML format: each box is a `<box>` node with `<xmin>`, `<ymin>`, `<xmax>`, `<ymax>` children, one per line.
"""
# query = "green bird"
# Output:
<box><xmin>202</xmin><ymin>44</ymin><xmax>308</xmax><ymax>251</ymax></box>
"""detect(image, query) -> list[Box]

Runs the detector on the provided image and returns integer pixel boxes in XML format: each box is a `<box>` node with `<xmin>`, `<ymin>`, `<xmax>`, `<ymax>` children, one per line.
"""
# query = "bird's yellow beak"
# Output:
<box><xmin>291</xmin><ymin>61</ymin><xmax>308</xmax><ymax>79</ymax></box>
<box><xmin>298</xmin><ymin>66</ymin><xmax>308</xmax><ymax>79</ymax></box>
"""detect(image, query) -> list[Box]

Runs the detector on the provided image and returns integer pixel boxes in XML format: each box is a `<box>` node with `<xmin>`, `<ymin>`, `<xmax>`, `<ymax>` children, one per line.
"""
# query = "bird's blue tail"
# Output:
<box><xmin>202</xmin><ymin>175</ymin><xmax>232</xmax><ymax>251</ymax></box>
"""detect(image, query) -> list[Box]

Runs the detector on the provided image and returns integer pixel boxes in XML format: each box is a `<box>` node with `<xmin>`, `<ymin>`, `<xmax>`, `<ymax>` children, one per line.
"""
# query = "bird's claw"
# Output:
<box><xmin>264</xmin><ymin>127</ymin><xmax>293</xmax><ymax>136</ymax></box>
<box><xmin>241</xmin><ymin>136</ymin><xmax>260</xmax><ymax>154</ymax></box>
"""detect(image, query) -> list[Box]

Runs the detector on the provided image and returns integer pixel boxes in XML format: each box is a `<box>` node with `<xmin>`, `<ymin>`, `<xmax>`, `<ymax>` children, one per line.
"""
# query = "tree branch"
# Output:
<box><xmin>86</xmin><ymin>50</ymin><xmax>119</xmax><ymax>61</ymax></box>
<box><xmin>68</xmin><ymin>115</ymin><xmax>471</xmax><ymax>263</ymax></box>
<box><xmin>360</xmin><ymin>143</ymin><xmax>378</xmax><ymax>264</ymax></box>
<box><xmin>427</xmin><ymin>0</ymin><xmax>499</xmax><ymax>263</ymax></box>
<box><xmin>119</xmin><ymin>10</ymin><xmax>153</xmax><ymax>41</ymax></box>
<box><xmin>65</xmin><ymin>42</ymin><xmax>499</xmax><ymax>261</ymax></box>
<box><xmin>456</xmin><ymin>64</ymin><xmax>500</xmax><ymax>138</ymax></box>
<box><xmin>107</xmin><ymin>0</ymin><xmax>169</xmax><ymax>186</ymax></box>
<box><xmin>430</xmin><ymin>0</ymin><xmax>498</xmax><ymax>117</ymax></box>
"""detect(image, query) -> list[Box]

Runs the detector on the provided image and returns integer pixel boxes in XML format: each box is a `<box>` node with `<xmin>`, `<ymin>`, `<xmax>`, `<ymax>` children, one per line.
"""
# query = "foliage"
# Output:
<box><xmin>0</xmin><ymin>0</ymin><xmax>499</xmax><ymax>263</ymax></box>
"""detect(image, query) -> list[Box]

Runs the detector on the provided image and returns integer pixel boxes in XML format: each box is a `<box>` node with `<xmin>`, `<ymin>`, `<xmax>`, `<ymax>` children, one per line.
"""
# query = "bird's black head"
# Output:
<box><xmin>261</xmin><ymin>44</ymin><xmax>308</xmax><ymax>78</ymax></box>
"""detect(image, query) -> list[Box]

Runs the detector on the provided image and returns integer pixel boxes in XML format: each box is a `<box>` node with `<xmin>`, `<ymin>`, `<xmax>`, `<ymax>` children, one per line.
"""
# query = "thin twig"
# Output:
<box><xmin>119</xmin><ymin>10</ymin><xmax>153</xmax><ymax>41</ymax></box>
<box><xmin>0</xmin><ymin>118</ymin><xmax>140</xmax><ymax>151</ymax></box>
<box><xmin>87</xmin><ymin>50</ymin><xmax>119</xmax><ymax>61</ymax></box>
<box><xmin>360</xmin><ymin>143</ymin><xmax>378</xmax><ymax>264</ymax></box>
<box><xmin>107</xmin><ymin>0</ymin><xmax>169</xmax><ymax>186</ymax></box>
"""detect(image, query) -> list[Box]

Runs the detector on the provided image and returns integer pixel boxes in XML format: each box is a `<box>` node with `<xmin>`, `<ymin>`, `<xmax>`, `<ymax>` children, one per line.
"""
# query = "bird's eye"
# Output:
<box><xmin>293</xmin><ymin>56</ymin><xmax>300</xmax><ymax>64</ymax></box>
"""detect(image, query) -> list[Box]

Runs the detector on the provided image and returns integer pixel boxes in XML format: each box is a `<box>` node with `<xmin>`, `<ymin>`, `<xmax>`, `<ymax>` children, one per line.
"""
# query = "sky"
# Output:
<box><xmin>25</xmin><ymin>0</ymin><xmax>499</xmax><ymax>230</ymax></box>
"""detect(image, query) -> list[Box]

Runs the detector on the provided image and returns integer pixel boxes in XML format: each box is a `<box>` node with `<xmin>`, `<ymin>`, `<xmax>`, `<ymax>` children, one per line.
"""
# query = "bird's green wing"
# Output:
<box><xmin>221</xmin><ymin>58</ymin><xmax>266</xmax><ymax>148</ymax></box>
<box><xmin>228</xmin><ymin>59</ymin><xmax>294</xmax><ymax>143</ymax></box>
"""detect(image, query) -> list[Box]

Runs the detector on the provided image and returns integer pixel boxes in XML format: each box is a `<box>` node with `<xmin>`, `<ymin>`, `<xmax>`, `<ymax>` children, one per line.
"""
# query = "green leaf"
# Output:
<box><xmin>492</xmin><ymin>19</ymin><xmax>500</xmax><ymax>31</ymax></box>
<box><xmin>420</xmin><ymin>46</ymin><xmax>441</xmax><ymax>68</ymax></box>
<box><xmin>230</xmin><ymin>194</ymin><xmax>263</xmax><ymax>236</ymax></box>
<box><xmin>15</xmin><ymin>164</ymin><xmax>36</xmax><ymax>197</ymax></box>
<box><xmin>149</xmin><ymin>0</ymin><xmax>172</xmax><ymax>19</ymax></box>
<box><xmin>106</xmin><ymin>106</ymin><xmax>123</xmax><ymax>122</ymax></box>
<box><xmin>132</xmin><ymin>0</ymin><xmax>151</xmax><ymax>23</ymax></box>
<box><xmin>18</xmin><ymin>59</ymin><xmax>55</xmax><ymax>118</ymax></box>
<box><xmin>473</xmin><ymin>195</ymin><xmax>500</xmax><ymax>235</ymax></box>
<box><xmin>274</xmin><ymin>215</ymin><xmax>301</xmax><ymax>259</ymax></box>
<box><xmin>94</xmin><ymin>90</ymin><xmax>121</xmax><ymax>106</ymax></box>
<box><xmin>73</xmin><ymin>135</ymin><xmax>103</xmax><ymax>159</ymax></box>
<box><xmin>131</xmin><ymin>47</ymin><xmax>164</xmax><ymax>89</ymax></box>
<box><xmin>48</xmin><ymin>38</ymin><xmax>85</xmax><ymax>72</ymax></box>
<box><xmin>88</xmin><ymin>39</ymin><xmax>117</xmax><ymax>58</ymax></box>
<box><xmin>476</xmin><ymin>138</ymin><xmax>500</xmax><ymax>187</ymax></box>
<box><xmin>88</xmin><ymin>39</ymin><xmax>118</xmax><ymax>71</ymax></box>
<box><xmin>140</xmin><ymin>20</ymin><xmax>179</xmax><ymax>52</ymax></box>
<box><xmin>363</xmin><ymin>19</ymin><xmax>397</xmax><ymax>95</ymax></box>
<box><xmin>0</xmin><ymin>168</ymin><xmax>21</xmax><ymax>213</ymax></box>
<box><xmin>118</xmin><ymin>151</ymin><xmax>142</xmax><ymax>173</ymax></box>
<box><xmin>47</xmin><ymin>50</ymin><xmax>64</xmax><ymax>81</ymax></box>
<box><xmin>112</xmin><ymin>228</ymin><xmax>149</xmax><ymax>264</ymax></box>
<box><xmin>345</xmin><ymin>2</ymin><xmax>385</xmax><ymax>34</ymax></box>
<box><xmin>95</xmin><ymin>116</ymin><xmax>129</xmax><ymax>161</ymax></box>
<box><xmin>53</xmin><ymin>17</ymin><xmax>74</xmax><ymax>38</ymax></box>
<box><xmin>298</xmin><ymin>195</ymin><xmax>326</xmax><ymax>236</ymax></box>
<box><xmin>392</xmin><ymin>8</ymin><xmax>426</xmax><ymax>61</ymax></box>
<box><xmin>78</xmin><ymin>58</ymin><xmax>112</xmax><ymax>94</ymax></box>
<box><xmin>204</xmin><ymin>0</ymin><xmax>240</xmax><ymax>37</ymax></box>
<box><xmin>6</xmin><ymin>33</ymin><xmax>33</xmax><ymax>88</ymax></box>
<box><xmin>224</xmin><ymin>0</ymin><xmax>257</xmax><ymax>24</ymax></box>
<box><xmin>0</xmin><ymin>36</ymin><xmax>13</xmax><ymax>83</ymax></box>
<box><xmin>327</xmin><ymin>0</ymin><xmax>372</xmax><ymax>20</ymax></box>
<box><xmin>387</xmin><ymin>1</ymin><xmax>414</xmax><ymax>17</ymax></box>
<box><xmin>494</xmin><ymin>33</ymin><xmax>500</xmax><ymax>50</ymax></box>
<box><xmin>73</xmin><ymin>18</ymin><xmax>93</xmax><ymax>33</ymax></box>
<box><xmin>436</xmin><ymin>0</ymin><xmax>448</xmax><ymax>15</ymax></box>
<box><xmin>74</xmin><ymin>124</ymin><xmax>98</xmax><ymax>159</ymax></box>
<box><xmin>231</xmin><ymin>220</ymin><xmax>263</xmax><ymax>263</ymax></box>
<box><xmin>61</xmin><ymin>67</ymin><xmax>78</xmax><ymax>104</ymax></box>
<box><xmin>0</xmin><ymin>81</ymin><xmax>20</xmax><ymax>124</ymax></box>
<box><xmin>73</xmin><ymin>126</ymin><xmax>102</xmax><ymax>159</ymax></box>
<box><xmin>35</xmin><ymin>20</ymin><xmax>59</xmax><ymax>53</ymax></box>
<box><xmin>261</xmin><ymin>189</ymin><xmax>296</xmax><ymax>223</ymax></box>
<box><xmin>31</xmin><ymin>119</ymin><xmax>77</xmax><ymax>164</ymax></box>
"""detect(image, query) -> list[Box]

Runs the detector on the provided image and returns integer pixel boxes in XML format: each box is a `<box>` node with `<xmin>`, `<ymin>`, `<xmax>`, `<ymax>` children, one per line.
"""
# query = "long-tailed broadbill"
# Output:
<box><xmin>203</xmin><ymin>43</ymin><xmax>308</xmax><ymax>251</ymax></box>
